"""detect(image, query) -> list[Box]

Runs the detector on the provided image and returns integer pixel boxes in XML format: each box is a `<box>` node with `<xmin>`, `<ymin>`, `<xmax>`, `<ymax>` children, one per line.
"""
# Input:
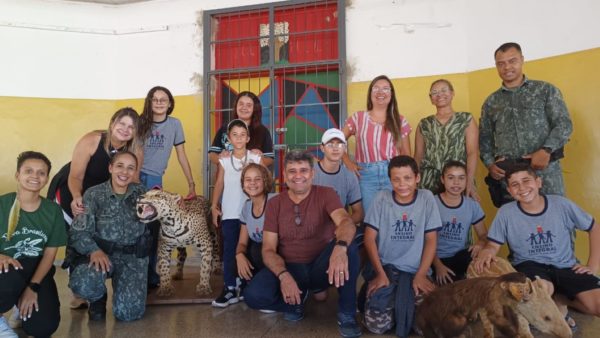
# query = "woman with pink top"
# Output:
<box><xmin>342</xmin><ymin>75</ymin><xmax>412</xmax><ymax>213</ymax></box>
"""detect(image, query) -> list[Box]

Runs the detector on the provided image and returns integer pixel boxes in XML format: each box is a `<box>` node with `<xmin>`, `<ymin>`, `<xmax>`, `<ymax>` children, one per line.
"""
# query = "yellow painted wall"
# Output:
<box><xmin>346</xmin><ymin>47</ymin><xmax>600</xmax><ymax>262</ymax></box>
<box><xmin>2</xmin><ymin>47</ymin><xmax>598</xmax><ymax>262</ymax></box>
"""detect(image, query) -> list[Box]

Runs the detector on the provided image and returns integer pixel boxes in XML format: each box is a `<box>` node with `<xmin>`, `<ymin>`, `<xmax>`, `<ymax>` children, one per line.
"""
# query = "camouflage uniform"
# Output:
<box><xmin>479</xmin><ymin>76</ymin><xmax>573</xmax><ymax>196</ymax></box>
<box><xmin>68</xmin><ymin>180</ymin><xmax>148</xmax><ymax>321</ymax></box>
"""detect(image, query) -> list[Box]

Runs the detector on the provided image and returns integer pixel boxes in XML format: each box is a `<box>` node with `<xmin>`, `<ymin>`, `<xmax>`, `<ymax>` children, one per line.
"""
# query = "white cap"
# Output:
<box><xmin>321</xmin><ymin>128</ymin><xmax>346</xmax><ymax>144</ymax></box>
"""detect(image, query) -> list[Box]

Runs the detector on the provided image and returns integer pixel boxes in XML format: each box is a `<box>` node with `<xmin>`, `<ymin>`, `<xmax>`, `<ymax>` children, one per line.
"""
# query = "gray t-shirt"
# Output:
<box><xmin>487</xmin><ymin>195</ymin><xmax>594</xmax><ymax>268</ymax></box>
<box><xmin>313</xmin><ymin>162</ymin><xmax>362</xmax><ymax>207</ymax></box>
<box><xmin>435</xmin><ymin>195</ymin><xmax>485</xmax><ymax>258</ymax></box>
<box><xmin>365</xmin><ymin>189</ymin><xmax>441</xmax><ymax>273</ymax></box>
<box><xmin>142</xmin><ymin>116</ymin><xmax>185</xmax><ymax>176</ymax></box>
<box><xmin>240</xmin><ymin>193</ymin><xmax>277</xmax><ymax>243</ymax></box>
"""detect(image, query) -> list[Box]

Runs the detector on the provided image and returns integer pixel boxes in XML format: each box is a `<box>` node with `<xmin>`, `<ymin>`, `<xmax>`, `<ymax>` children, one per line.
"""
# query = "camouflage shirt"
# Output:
<box><xmin>479</xmin><ymin>76</ymin><xmax>573</xmax><ymax>167</ymax></box>
<box><xmin>69</xmin><ymin>180</ymin><xmax>147</xmax><ymax>255</ymax></box>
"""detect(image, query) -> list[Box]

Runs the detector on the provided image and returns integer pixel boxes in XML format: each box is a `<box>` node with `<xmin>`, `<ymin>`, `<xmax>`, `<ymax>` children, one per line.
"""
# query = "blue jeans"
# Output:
<box><xmin>140</xmin><ymin>172</ymin><xmax>163</xmax><ymax>190</ymax></box>
<box><xmin>244</xmin><ymin>239</ymin><xmax>359</xmax><ymax>316</ymax></box>
<box><xmin>221</xmin><ymin>219</ymin><xmax>241</xmax><ymax>288</ymax></box>
<box><xmin>140</xmin><ymin>172</ymin><xmax>163</xmax><ymax>286</ymax></box>
<box><xmin>359</xmin><ymin>160</ymin><xmax>391</xmax><ymax>214</ymax></box>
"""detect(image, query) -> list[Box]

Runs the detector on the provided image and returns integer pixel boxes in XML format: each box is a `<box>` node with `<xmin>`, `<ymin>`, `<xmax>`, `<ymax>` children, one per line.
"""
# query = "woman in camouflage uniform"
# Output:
<box><xmin>68</xmin><ymin>151</ymin><xmax>150</xmax><ymax>322</ymax></box>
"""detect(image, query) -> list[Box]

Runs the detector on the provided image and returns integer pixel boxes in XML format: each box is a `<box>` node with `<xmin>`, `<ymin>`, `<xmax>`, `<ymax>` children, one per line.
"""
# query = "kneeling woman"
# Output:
<box><xmin>68</xmin><ymin>151</ymin><xmax>149</xmax><ymax>322</ymax></box>
<box><xmin>0</xmin><ymin>151</ymin><xmax>67</xmax><ymax>338</ymax></box>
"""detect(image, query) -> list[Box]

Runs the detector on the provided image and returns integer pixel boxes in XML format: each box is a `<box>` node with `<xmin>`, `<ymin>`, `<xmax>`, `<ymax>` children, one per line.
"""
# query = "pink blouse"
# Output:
<box><xmin>345</xmin><ymin>111</ymin><xmax>412</xmax><ymax>163</ymax></box>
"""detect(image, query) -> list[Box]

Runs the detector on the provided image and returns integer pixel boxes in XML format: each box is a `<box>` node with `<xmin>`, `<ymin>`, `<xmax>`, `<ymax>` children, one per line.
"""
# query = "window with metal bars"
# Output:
<box><xmin>203</xmin><ymin>0</ymin><xmax>346</xmax><ymax>195</ymax></box>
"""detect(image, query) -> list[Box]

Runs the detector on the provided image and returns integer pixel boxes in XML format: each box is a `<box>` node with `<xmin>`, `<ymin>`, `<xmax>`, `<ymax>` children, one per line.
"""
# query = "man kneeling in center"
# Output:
<box><xmin>243</xmin><ymin>149</ymin><xmax>361</xmax><ymax>338</ymax></box>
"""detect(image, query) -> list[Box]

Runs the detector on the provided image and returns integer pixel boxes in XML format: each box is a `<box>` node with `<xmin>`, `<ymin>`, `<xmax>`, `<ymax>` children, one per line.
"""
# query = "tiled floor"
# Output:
<box><xmin>5</xmin><ymin>267</ymin><xmax>600</xmax><ymax>337</ymax></box>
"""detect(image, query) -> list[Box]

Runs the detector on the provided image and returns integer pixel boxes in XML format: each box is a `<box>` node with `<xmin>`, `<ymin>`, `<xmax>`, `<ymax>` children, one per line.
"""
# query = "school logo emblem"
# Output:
<box><xmin>391</xmin><ymin>212</ymin><xmax>415</xmax><ymax>241</ymax></box>
<box><xmin>147</xmin><ymin>130</ymin><xmax>166</xmax><ymax>149</ymax></box>
<box><xmin>526</xmin><ymin>225</ymin><xmax>556</xmax><ymax>255</ymax></box>
<box><xmin>440</xmin><ymin>216</ymin><xmax>464</xmax><ymax>242</ymax></box>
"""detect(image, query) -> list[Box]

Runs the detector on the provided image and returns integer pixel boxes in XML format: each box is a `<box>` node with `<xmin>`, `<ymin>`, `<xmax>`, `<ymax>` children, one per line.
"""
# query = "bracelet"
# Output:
<box><xmin>277</xmin><ymin>270</ymin><xmax>288</xmax><ymax>280</ymax></box>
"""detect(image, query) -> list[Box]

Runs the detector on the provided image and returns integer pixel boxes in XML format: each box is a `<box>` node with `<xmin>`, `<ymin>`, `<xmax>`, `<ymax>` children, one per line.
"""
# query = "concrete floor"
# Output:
<box><xmin>5</xmin><ymin>266</ymin><xmax>600</xmax><ymax>338</ymax></box>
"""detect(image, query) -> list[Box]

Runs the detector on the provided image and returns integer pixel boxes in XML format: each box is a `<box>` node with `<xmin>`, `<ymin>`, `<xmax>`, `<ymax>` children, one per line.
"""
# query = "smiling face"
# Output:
<box><xmin>390</xmin><ymin>166</ymin><xmax>420</xmax><ymax>203</ymax></box>
<box><xmin>236</xmin><ymin>96</ymin><xmax>254</xmax><ymax>124</ymax></box>
<box><xmin>110</xmin><ymin>115</ymin><xmax>136</xmax><ymax>143</ymax></box>
<box><xmin>507</xmin><ymin>170</ymin><xmax>542</xmax><ymax>205</ymax></box>
<box><xmin>370</xmin><ymin>79</ymin><xmax>392</xmax><ymax>109</ymax></box>
<box><xmin>429</xmin><ymin>80</ymin><xmax>455</xmax><ymax>108</ymax></box>
<box><xmin>243</xmin><ymin>166</ymin><xmax>265</xmax><ymax>198</ymax></box>
<box><xmin>284</xmin><ymin>160</ymin><xmax>314</xmax><ymax>196</ymax></box>
<box><xmin>109</xmin><ymin>152</ymin><xmax>138</xmax><ymax>193</ymax></box>
<box><xmin>151</xmin><ymin>90</ymin><xmax>171</xmax><ymax>119</ymax></box>
<box><xmin>16</xmin><ymin>159</ymin><xmax>50</xmax><ymax>193</ymax></box>
<box><xmin>441</xmin><ymin>166</ymin><xmax>466</xmax><ymax>197</ymax></box>
<box><xmin>495</xmin><ymin>47</ymin><xmax>525</xmax><ymax>88</ymax></box>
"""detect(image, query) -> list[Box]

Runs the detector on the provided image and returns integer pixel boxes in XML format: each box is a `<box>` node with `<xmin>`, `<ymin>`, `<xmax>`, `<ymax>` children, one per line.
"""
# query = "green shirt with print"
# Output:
<box><xmin>0</xmin><ymin>192</ymin><xmax>67</xmax><ymax>259</ymax></box>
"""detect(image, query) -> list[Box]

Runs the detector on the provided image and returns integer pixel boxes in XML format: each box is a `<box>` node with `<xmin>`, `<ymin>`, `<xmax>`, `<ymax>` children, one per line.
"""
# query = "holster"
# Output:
<box><xmin>484</xmin><ymin>146</ymin><xmax>565</xmax><ymax>208</ymax></box>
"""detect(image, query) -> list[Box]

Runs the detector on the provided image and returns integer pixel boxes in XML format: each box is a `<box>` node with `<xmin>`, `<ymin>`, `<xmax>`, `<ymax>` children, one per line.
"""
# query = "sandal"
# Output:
<box><xmin>565</xmin><ymin>313</ymin><xmax>578</xmax><ymax>333</ymax></box>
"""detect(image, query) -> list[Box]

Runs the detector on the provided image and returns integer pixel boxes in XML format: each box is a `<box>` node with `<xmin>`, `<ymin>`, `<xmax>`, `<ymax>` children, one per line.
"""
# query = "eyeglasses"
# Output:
<box><xmin>429</xmin><ymin>88</ymin><xmax>451</xmax><ymax>96</ymax></box>
<box><xmin>293</xmin><ymin>204</ymin><xmax>301</xmax><ymax>226</ymax></box>
<box><xmin>324</xmin><ymin>143</ymin><xmax>345</xmax><ymax>149</ymax></box>
<box><xmin>372</xmin><ymin>87</ymin><xmax>391</xmax><ymax>94</ymax></box>
<box><xmin>152</xmin><ymin>98</ymin><xmax>169</xmax><ymax>104</ymax></box>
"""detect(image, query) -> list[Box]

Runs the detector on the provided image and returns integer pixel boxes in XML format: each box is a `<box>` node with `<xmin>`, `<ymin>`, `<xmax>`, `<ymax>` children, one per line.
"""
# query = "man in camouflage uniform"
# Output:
<box><xmin>68</xmin><ymin>179</ymin><xmax>149</xmax><ymax>322</ymax></box>
<box><xmin>480</xmin><ymin>42</ymin><xmax>572</xmax><ymax>204</ymax></box>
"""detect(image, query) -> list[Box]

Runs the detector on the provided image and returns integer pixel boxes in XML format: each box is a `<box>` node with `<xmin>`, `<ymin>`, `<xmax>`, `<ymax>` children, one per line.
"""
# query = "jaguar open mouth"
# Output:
<box><xmin>136</xmin><ymin>202</ymin><xmax>158</xmax><ymax>222</ymax></box>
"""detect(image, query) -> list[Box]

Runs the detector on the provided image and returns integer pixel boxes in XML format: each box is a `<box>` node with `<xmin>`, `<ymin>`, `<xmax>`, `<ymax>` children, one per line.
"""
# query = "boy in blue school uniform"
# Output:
<box><xmin>476</xmin><ymin>163</ymin><xmax>600</xmax><ymax>331</ymax></box>
<box><xmin>363</xmin><ymin>155</ymin><xmax>441</xmax><ymax>336</ymax></box>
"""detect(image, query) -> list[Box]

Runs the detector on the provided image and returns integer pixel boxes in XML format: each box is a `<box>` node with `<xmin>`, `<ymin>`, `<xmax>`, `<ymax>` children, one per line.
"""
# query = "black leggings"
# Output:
<box><xmin>0</xmin><ymin>257</ymin><xmax>60</xmax><ymax>338</ymax></box>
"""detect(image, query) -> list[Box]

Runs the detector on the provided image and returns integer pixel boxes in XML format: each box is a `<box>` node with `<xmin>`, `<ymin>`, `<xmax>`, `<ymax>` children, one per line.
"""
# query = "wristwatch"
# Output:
<box><xmin>541</xmin><ymin>146</ymin><xmax>552</xmax><ymax>154</ymax></box>
<box><xmin>335</xmin><ymin>240</ymin><xmax>348</xmax><ymax>248</ymax></box>
<box><xmin>28</xmin><ymin>282</ymin><xmax>41</xmax><ymax>293</ymax></box>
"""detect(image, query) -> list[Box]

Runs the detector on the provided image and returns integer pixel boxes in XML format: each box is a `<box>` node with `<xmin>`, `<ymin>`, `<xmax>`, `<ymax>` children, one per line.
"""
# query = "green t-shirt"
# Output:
<box><xmin>0</xmin><ymin>192</ymin><xmax>67</xmax><ymax>259</ymax></box>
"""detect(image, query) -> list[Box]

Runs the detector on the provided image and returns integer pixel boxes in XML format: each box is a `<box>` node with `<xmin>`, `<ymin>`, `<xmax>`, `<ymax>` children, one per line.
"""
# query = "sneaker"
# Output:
<box><xmin>283</xmin><ymin>307</ymin><xmax>305</xmax><ymax>322</ymax></box>
<box><xmin>88</xmin><ymin>294</ymin><xmax>107</xmax><ymax>321</ymax></box>
<box><xmin>0</xmin><ymin>317</ymin><xmax>18</xmax><ymax>338</ymax></box>
<box><xmin>338</xmin><ymin>312</ymin><xmax>362</xmax><ymax>338</ymax></box>
<box><xmin>7</xmin><ymin>307</ymin><xmax>21</xmax><ymax>329</ymax></box>
<box><xmin>211</xmin><ymin>287</ymin><xmax>239</xmax><ymax>308</ymax></box>
<box><xmin>237</xmin><ymin>285</ymin><xmax>245</xmax><ymax>301</ymax></box>
<box><xmin>259</xmin><ymin>309</ymin><xmax>276</xmax><ymax>314</ymax></box>
<box><xmin>283</xmin><ymin>292</ymin><xmax>308</xmax><ymax>322</ymax></box>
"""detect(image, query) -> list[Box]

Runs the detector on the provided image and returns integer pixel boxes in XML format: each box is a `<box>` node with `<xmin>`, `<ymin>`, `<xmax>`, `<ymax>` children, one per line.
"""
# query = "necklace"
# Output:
<box><xmin>230</xmin><ymin>150</ymin><xmax>249</xmax><ymax>172</ymax></box>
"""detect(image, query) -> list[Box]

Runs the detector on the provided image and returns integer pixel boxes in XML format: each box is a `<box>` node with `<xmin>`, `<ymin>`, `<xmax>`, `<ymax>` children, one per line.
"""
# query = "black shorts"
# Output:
<box><xmin>514</xmin><ymin>260</ymin><xmax>600</xmax><ymax>300</ymax></box>
<box><xmin>435</xmin><ymin>248</ymin><xmax>472</xmax><ymax>282</ymax></box>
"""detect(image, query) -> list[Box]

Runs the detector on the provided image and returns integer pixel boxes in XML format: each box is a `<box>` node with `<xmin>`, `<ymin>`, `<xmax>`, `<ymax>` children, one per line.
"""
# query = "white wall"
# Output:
<box><xmin>1</xmin><ymin>0</ymin><xmax>600</xmax><ymax>99</ymax></box>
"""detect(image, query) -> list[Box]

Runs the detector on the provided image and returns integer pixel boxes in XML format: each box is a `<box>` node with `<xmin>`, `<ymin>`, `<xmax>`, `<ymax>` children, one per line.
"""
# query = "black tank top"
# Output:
<box><xmin>50</xmin><ymin>132</ymin><xmax>123</xmax><ymax>217</ymax></box>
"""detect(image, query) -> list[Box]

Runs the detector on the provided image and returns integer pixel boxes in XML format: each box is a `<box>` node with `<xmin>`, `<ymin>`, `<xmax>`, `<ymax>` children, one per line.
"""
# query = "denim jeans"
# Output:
<box><xmin>244</xmin><ymin>239</ymin><xmax>359</xmax><ymax>316</ymax></box>
<box><xmin>358</xmin><ymin>160</ymin><xmax>391</xmax><ymax>214</ymax></box>
<box><xmin>139</xmin><ymin>172</ymin><xmax>163</xmax><ymax>190</ymax></box>
<box><xmin>221</xmin><ymin>219</ymin><xmax>241</xmax><ymax>288</ymax></box>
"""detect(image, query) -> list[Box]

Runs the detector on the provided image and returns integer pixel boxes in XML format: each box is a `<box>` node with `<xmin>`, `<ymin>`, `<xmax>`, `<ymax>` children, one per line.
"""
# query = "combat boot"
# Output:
<box><xmin>88</xmin><ymin>293</ymin><xmax>107</xmax><ymax>321</ymax></box>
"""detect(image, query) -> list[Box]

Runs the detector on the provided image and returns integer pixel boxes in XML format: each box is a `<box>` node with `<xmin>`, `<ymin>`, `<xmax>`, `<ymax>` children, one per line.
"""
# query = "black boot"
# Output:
<box><xmin>88</xmin><ymin>293</ymin><xmax>107</xmax><ymax>321</ymax></box>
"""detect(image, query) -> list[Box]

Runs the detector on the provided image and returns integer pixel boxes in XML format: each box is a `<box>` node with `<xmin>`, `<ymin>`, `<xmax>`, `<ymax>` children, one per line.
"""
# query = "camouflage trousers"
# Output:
<box><xmin>69</xmin><ymin>253</ymin><xmax>149</xmax><ymax>321</ymax></box>
<box><xmin>537</xmin><ymin>160</ymin><xmax>565</xmax><ymax>196</ymax></box>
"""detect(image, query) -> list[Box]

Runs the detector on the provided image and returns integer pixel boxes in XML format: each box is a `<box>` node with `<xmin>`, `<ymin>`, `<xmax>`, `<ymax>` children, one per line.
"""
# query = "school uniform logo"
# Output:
<box><xmin>526</xmin><ymin>225</ymin><xmax>557</xmax><ymax>255</ymax></box>
<box><xmin>391</xmin><ymin>212</ymin><xmax>415</xmax><ymax>241</ymax></box>
<box><xmin>251</xmin><ymin>226</ymin><xmax>263</xmax><ymax>242</ymax></box>
<box><xmin>439</xmin><ymin>216</ymin><xmax>464</xmax><ymax>242</ymax></box>
<box><xmin>147</xmin><ymin>130</ymin><xmax>166</xmax><ymax>149</ymax></box>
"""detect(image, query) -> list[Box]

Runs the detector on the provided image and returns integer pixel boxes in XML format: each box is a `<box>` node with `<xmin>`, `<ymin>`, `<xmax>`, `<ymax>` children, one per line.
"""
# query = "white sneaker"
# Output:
<box><xmin>7</xmin><ymin>307</ymin><xmax>21</xmax><ymax>329</ymax></box>
<box><xmin>0</xmin><ymin>317</ymin><xmax>18</xmax><ymax>338</ymax></box>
